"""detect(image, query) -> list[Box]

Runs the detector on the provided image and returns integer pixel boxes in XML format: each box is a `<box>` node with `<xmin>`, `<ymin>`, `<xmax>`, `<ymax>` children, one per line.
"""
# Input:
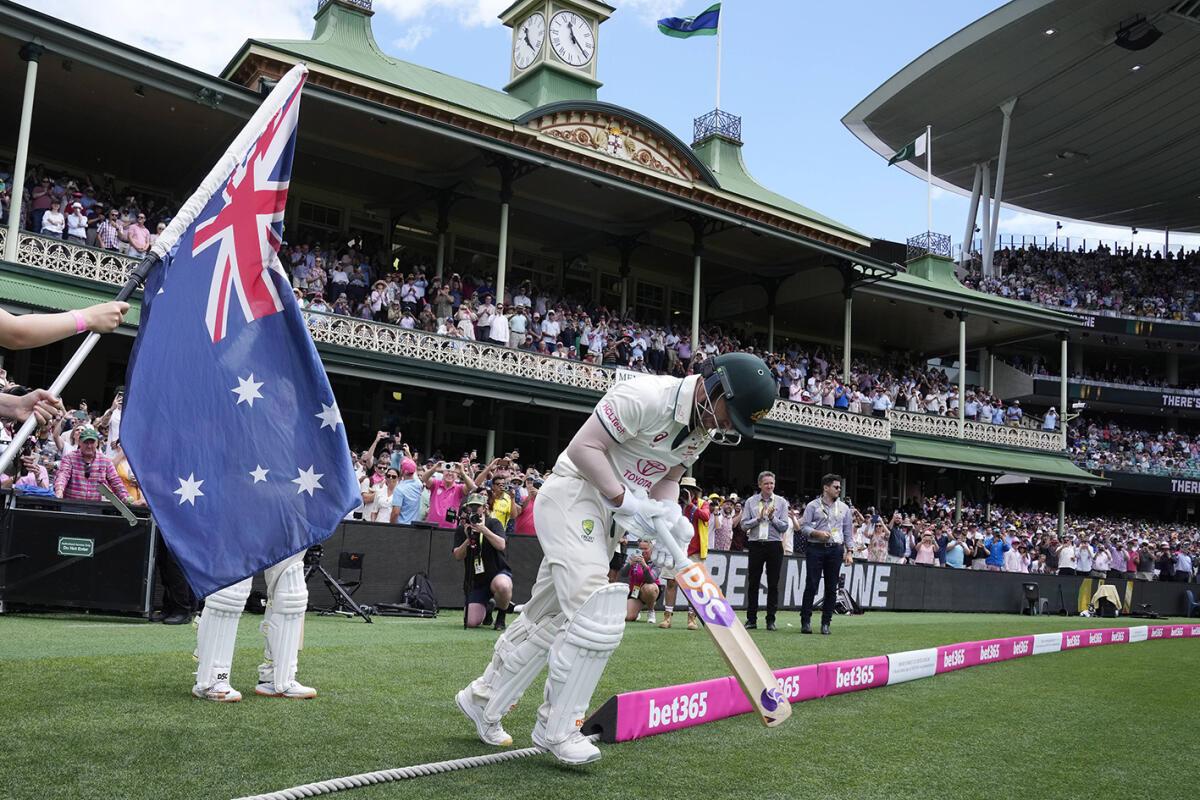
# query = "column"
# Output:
<box><xmin>617</xmin><ymin>239</ymin><xmax>634</xmax><ymax>319</ymax></box>
<box><xmin>987</xmin><ymin>98</ymin><xmax>1018</xmax><ymax>268</ymax></box>
<box><xmin>1167</xmin><ymin>352</ymin><xmax>1180</xmax><ymax>385</ymax></box>
<box><xmin>495</xmin><ymin>198</ymin><xmax>511</xmax><ymax>306</ymax></box>
<box><xmin>954</xmin><ymin>488</ymin><xmax>963</xmax><ymax>525</ymax></box>
<box><xmin>4</xmin><ymin>42</ymin><xmax>44</xmax><ymax>263</ymax></box>
<box><xmin>766</xmin><ymin>309</ymin><xmax>775</xmax><ymax>352</ymax></box>
<box><xmin>1059</xmin><ymin>333</ymin><xmax>1068</xmax><ymax>449</ymax></box>
<box><xmin>485</xmin><ymin>427</ymin><xmax>496</xmax><ymax>464</ymax></box>
<box><xmin>843</xmin><ymin>286</ymin><xmax>853</xmax><ymax>381</ymax></box>
<box><xmin>691</xmin><ymin>242</ymin><xmax>703</xmax><ymax>352</ymax></box>
<box><xmin>1056</xmin><ymin>496</ymin><xmax>1065</xmax><ymax>539</ymax></box>
<box><xmin>979</xmin><ymin>162</ymin><xmax>993</xmax><ymax>278</ymax></box>
<box><xmin>960</xmin><ymin>164</ymin><xmax>982</xmax><ymax>267</ymax></box>
<box><xmin>434</xmin><ymin>191</ymin><xmax>452</xmax><ymax>284</ymax></box>
<box><xmin>958</xmin><ymin>312</ymin><xmax>967</xmax><ymax>437</ymax></box>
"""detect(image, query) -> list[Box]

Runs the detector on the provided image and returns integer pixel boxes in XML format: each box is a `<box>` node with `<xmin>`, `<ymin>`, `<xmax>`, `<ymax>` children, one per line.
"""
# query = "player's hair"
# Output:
<box><xmin>821</xmin><ymin>473</ymin><xmax>843</xmax><ymax>488</ymax></box>
<box><xmin>757</xmin><ymin>470</ymin><xmax>775</xmax><ymax>485</ymax></box>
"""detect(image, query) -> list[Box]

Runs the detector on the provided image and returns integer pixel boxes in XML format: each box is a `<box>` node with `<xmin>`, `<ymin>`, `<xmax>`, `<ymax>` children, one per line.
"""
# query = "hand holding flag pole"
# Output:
<box><xmin>0</xmin><ymin>65</ymin><xmax>310</xmax><ymax>477</ymax></box>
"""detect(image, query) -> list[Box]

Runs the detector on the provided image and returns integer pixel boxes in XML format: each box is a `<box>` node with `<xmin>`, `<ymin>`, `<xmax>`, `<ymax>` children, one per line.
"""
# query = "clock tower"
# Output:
<box><xmin>500</xmin><ymin>0</ymin><xmax>614</xmax><ymax>106</ymax></box>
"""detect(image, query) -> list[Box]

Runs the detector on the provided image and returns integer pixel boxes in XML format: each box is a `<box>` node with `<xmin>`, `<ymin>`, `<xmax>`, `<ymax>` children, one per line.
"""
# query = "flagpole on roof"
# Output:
<box><xmin>926</xmin><ymin>123</ymin><xmax>933</xmax><ymax>241</ymax></box>
<box><xmin>0</xmin><ymin>64</ymin><xmax>310</xmax><ymax>476</ymax></box>
<box><xmin>715</xmin><ymin>3</ymin><xmax>723</xmax><ymax>109</ymax></box>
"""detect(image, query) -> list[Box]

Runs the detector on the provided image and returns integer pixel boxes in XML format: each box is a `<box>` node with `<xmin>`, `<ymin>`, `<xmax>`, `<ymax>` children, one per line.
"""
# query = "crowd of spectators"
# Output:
<box><xmin>964</xmin><ymin>243</ymin><xmax>1200</xmax><ymax>321</ymax></box>
<box><xmin>283</xmin><ymin>239</ymin><xmax>1046</xmax><ymax>430</ymax></box>
<box><xmin>1004</xmin><ymin>354</ymin><xmax>1199</xmax><ymax>393</ymax></box>
<box><xmin>1</xmin><ymin>163</ymin><xmax>171</xmax><ymax>256</ymax></box>
<box><xmin>1070</xmin><ymin>418</ymin><xmax>1200</xmax><ymax>478</ymax></box>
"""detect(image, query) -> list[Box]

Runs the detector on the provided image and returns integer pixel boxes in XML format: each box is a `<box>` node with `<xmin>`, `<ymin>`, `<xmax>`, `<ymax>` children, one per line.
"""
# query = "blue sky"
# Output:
<box><xmin>33</xmin><ymin>0</ymin><xmax>1197</xmax><ymax>250</ymax></box>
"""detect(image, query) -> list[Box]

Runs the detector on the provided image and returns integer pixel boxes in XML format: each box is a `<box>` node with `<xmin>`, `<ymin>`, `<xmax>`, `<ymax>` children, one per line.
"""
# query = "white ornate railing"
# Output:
<box><xmin>770</xmin><ymin>399</ymin><xmax>891</xmax><ymax>440</ymax></box>
<box><xmin>888</xmin><ymin>408</ymin><xmax>962</xmax><ymax>439</ymax></box>
<box><xmin>963</xmin><ymin>420</ymin><xmax>1062</xmax><ymax>451</ymax></box>
<box><xmin>888</xmin><ymin>408</ymin><xmax>1062</xmax><ymax>452</ymax></box>
<box><xmin>306</xmin><ymin>313</ymin><xmax>617</xmax><ymax>393</ymax></box>
<box><xmin>3</xmin><ymin>229</ymin><xmax>139</xmax><ymax>284</ymax></box>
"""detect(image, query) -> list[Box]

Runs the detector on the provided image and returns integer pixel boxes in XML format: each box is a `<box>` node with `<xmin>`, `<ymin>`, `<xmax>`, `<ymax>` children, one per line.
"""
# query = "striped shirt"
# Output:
<box><xmin>96</xmin><ymin>220</ymin><xmax>122</xmax><ymax>250</ymax></box>
<box><xmin>53</xmin><ymin>450</ymin><xmax>129</xmax><ymax>502</ymax></box>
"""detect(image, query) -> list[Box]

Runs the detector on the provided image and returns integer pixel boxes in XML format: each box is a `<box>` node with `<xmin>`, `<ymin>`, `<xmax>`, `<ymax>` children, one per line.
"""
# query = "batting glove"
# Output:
<box><xmin>613</xmin><ymin>489</ymin><xmax>669</xmax><ymax>541</ymax></box>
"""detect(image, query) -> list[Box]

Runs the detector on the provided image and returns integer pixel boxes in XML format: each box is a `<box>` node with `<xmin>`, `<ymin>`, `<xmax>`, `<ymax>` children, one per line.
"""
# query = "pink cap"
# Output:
<box><xmin>400</xmin><ymin>458</ymin><xmax>418</xmax><ymax>475</ymax></box>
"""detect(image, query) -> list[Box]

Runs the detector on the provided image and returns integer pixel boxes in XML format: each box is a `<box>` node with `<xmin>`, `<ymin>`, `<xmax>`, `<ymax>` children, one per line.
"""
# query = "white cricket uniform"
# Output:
<box><xmin>525</xmin><ymin>374</ymin><xmax>711</xmax><ymax>619</ymax></box>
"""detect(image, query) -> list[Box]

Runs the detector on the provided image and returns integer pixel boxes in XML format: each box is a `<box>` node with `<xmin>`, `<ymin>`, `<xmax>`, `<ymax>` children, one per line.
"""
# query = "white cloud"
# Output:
<box><xmin>618</xmin><ymin>0</ymin><xmax>688</xmax><ymax>23</ymax></box>
<box><xmin>19</xmin><ymin>0</ymin><xmax>313</xmax><ymax>75</ymax></box>
<box><xmin>394</xmin><ymin>24</ymin><xmax>434</xmax><ymax>50</ymax></box>
<box><xmin>373</xmin><ymin>0</ymin><xmax>510</xmax><ymax>27</ymax></box>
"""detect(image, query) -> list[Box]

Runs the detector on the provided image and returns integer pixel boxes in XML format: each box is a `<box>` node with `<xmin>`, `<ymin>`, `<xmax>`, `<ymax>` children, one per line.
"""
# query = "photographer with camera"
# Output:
<box><xmin>452</xmin><ymin>493</ymin><xmax>513</xmax><ymax>630</ymax></box>
<box><xmin>617</xmin><ymin>540</ymin><xmax>661</xmax><ymax>622</ymax></box>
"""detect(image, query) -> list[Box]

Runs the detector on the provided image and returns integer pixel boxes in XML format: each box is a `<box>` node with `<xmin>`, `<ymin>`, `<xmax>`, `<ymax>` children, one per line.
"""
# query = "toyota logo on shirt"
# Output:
<box><xmin>637</xmin><ymin>459</ymin><xmax>668</xmax><ymax>477</ymax></box>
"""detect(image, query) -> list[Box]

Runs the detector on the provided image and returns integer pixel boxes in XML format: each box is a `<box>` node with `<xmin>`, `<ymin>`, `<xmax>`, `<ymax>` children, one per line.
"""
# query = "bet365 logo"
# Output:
<box><xmin>676</xmin><ymin>563</ymin><xmax>735</xmax><ymax>627</ymax></box>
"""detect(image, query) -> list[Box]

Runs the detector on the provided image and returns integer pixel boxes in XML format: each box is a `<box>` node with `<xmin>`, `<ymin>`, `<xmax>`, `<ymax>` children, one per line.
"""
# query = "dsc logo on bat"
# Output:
<box><xmin>676</xmin><ymin>563</ymin><xmax>736</xmax><ymax>628</ymax></box>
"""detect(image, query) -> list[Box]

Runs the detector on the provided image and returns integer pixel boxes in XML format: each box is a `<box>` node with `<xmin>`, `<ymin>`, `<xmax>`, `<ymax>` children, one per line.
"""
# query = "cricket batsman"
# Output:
<box><xmin>456</xmin><ymin>353</ymin><xmax>778</xmax><ymax>764</ymax></box>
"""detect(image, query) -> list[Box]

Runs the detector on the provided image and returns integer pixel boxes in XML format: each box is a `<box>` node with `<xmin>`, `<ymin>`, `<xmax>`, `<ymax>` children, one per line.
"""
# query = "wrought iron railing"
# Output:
<box><xmin>693</xmin><ymin>109</ymin><xmax>742</xmax><ymax>145</ymax></box>
<box><xmin>907</xmin><ymin>231</ymin><xmax>952</xmax><ymax>260</ymax></box>
<box><xmin>317</xmin><ymin>0</ymin><xmax>372</xmax><ymax>11</ymax></box>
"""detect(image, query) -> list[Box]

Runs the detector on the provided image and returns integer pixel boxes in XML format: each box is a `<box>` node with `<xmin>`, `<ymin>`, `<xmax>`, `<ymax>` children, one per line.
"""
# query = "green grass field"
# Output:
<box><xmin>0</xmin><ymin>610</ymin><xmax>1194</xmax><ymax>800</ymax></box>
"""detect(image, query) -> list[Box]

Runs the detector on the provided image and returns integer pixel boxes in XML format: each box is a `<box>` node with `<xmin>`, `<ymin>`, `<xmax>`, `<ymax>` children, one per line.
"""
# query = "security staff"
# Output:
<box><xmin>798</xmin><ymin>473</ymin><xmax>854</xmax><ymax>635</ymax></box>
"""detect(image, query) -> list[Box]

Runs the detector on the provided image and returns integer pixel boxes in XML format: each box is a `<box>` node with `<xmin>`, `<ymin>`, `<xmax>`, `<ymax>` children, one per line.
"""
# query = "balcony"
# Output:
<box><xmin>0</xmin><ymin>230</ymin><xmax>1070</xmax><ymax>453</ymax></box>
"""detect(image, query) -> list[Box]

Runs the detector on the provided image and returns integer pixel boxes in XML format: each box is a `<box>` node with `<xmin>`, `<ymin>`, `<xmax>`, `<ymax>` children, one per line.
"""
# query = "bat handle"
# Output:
<box><xmin>655</xmin><ymin>516</ymin><xmax>690</xmax><ymax>569</ymax></box>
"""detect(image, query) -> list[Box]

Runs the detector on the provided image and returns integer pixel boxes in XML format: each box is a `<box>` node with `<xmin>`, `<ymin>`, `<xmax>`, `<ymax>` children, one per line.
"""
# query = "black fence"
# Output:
<box><xmin>3</xmin><ymin>504</ymin><xmax>1196</xmax><ymax>619</ymax></box>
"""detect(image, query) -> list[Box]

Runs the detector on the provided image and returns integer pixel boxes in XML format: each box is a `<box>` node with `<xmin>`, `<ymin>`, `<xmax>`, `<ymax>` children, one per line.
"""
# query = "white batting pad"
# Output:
<box><xmin>194</xmin><ymin>578</ymin><xmax>251</xmax><ymax>690</ymax></box>
<box><xmin>535</xmin><ymin>583</ymin><xmax>627</xmax><ymax>744</ymax></box>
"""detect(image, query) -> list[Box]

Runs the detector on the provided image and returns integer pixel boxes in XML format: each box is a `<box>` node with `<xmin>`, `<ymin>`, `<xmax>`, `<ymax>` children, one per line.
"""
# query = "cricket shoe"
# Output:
<box><xmin>531</xmin><ymin>727</ymin><xmax>600</xmax><ymax>765</ymax></box>
<box><xmin>456</xmin><ymin>688</ymin><xmax>513</xmax><ymax>747</ymax></box>
<box><xmin>255</xmin><ymin>679</ymin><xmax>317</xmax><ymax>699</ymax></box>
<box><xmin>192</xmin><ymin>681</ymin><xmax>242</xmax><ymax>703</ymax></box>
<box><xmin>646</xmin><ymin>610</ymin><xmax>656</xmax><ymax>625</ymax></box>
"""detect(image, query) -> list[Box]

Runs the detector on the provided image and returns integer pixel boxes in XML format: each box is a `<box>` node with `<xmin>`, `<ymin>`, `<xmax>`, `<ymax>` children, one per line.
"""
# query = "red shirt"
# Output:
<box><xmin>513</xmin><ymin>494</ymin><xmax>538</xmax><ymax>536</ymax></box>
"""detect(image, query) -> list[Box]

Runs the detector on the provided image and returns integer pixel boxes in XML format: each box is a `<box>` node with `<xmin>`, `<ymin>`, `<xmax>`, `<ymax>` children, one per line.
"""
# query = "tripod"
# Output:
<box><xmin>303</xmin><ymin>547</ymin><xmax>372</xmax><ymax>623</ymax></box>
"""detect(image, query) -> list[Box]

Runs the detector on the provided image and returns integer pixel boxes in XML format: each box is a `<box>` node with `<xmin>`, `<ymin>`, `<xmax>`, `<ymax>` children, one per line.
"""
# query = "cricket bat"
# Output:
<box><xmin>654</xmin><ymin>517</ymin><xmax>791</xmax><ymax>727</ymax></box>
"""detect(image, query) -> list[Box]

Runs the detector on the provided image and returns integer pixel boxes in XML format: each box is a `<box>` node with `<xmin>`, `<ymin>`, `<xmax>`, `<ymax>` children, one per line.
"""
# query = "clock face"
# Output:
<box><xmin>549</xmin><ymin>10</ymin><xmax>595</xmax><ymax>68</ymax></box>
<box><xmin>513</xmin><ymin>12</ymin><xmax>545</xmax><ymax>71</ymax></box>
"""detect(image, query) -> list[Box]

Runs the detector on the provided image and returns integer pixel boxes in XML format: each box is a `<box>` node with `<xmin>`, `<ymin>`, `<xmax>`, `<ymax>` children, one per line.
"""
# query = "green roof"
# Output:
<box><xmin>227</xmin><ymin>2</ymin><xmax>532</xmax><ymax>121</ymax></box>
<box><xmin>692</xmin><ymin>135</ymin><xmax>865</xmax><ymax>239</ymax></box>
<box><xmin>0</xmin><ymin>272</ymin><xmax>142</xmax><ymax>326</ymax></box>
<box><xmin>224</xmin><ymin>2</ymin><xmax>866</xmax><ymax>244</ymax></box>
<box><xmin>893</xmin><ymin>434</ymin><xmax>1105</xmax><ymax>485</ymax></box>
<box><xmin>888</xmin><ymin>253</ymin><xmax>1082</xmax><ymax>328</ymax></box>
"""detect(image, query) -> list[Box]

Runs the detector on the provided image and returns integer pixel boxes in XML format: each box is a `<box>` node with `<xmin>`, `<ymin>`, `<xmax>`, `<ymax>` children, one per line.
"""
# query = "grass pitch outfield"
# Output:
<box><xmin>1</xmin><ymin>611</ymin><xmax>1195</xmax><ymax>800</ymax></box>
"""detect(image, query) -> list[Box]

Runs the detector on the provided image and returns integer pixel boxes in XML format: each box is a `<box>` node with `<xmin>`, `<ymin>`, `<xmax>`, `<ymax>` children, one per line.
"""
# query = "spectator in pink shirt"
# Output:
<box><xmin>53</xmin><ymin>427</ymin><xmax>131</xmax><ymax>503</ymax></box>
<box><xmin>422</xmin><ymin>459</ymin><xmax>477</xmax><ymax>528</ymax></box>
<box><xmin>125</xmin><ymin>212</ymin><xmax>151</xmax><ymax>258</ymax></box>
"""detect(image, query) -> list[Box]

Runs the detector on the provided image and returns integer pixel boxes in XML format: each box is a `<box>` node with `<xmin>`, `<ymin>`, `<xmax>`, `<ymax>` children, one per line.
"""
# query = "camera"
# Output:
<box><xmin>303</xmin><ymin>545</ymin><xmax>324</xmax><ymax>567</ymax></box>
<box><xmin>468</xmin><ymin>512</ymin><xmax>484</xmax><ymax>525</ymax></box>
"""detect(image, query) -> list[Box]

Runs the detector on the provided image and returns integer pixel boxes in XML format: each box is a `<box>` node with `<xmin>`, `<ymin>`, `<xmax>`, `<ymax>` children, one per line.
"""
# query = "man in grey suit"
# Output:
<box><xmin>739</xmin><ymin>470</ymin><xmax>789</xmax><ymax>630</ymax></box>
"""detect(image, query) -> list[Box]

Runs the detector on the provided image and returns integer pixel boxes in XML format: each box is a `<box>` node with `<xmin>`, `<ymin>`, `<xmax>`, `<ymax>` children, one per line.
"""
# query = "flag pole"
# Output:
<box><xmin>715</xmin><ymin>4</ymin><xmax>723</xmax><ymax>110</ymax></box>
<box><xmin>926</xmin><ymin>123</ymin><xmax>933</xmax><ymax>240</ymax></box>
<box><xmin>0</xmin><ymin>64</ymin><xmax>309</xmax><ymax>476</ymax></box>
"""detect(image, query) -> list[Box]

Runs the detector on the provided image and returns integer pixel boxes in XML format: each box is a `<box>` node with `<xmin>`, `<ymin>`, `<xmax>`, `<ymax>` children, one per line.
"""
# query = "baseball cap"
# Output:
<box><xmin>464</xmin><ymin>492</ymin><xmax>488</xmax><ymax>507</ymax></box>
<box><xmin>78</xmin><ymin>427</ymin><xmax>101</xmax><ymax>442</ymax></box>
<box><xmin>400</xmin><ymin>458</ymin><xmax>417</xmax><ymax>475</ymax></box>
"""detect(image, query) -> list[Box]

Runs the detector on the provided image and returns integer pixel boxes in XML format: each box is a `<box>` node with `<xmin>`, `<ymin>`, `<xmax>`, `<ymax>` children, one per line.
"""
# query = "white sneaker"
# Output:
<box><xmin>192</xmin><ymin>681</ymin><xmax>242</xmax><ymax>702</ymax></box>
<box><xmin>456</xmin><ymin>687</ymin><xmax>513</xmax><ymax>747</ymax></box>
<box><xmin>255</xmin><ymin>679</ymin><xmax>317</xmax><ymax>699</ymax></box>
<box><xmin>646</xmin><ymin>610</ymin><xmax>656</xmax><ymax>625</ymax></box>
<box><xmin>532</xmin><ymin>726</ymin><xmax>601</xmax><ymax>765</ymax></box>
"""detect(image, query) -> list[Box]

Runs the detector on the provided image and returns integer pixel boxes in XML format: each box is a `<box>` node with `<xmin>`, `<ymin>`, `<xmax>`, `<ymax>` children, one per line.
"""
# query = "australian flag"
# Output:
<box><xmin>122</xmin><ymin>66</ymin><xmax>359</xmax><ymax>598</ymax></box>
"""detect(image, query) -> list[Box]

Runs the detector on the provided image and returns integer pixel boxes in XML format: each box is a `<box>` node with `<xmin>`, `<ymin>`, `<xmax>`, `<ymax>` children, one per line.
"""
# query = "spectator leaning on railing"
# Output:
<box><xmin>53</xmin><ymin>427</ymin><xmax>133</xmax><ymax>503</ymax></box>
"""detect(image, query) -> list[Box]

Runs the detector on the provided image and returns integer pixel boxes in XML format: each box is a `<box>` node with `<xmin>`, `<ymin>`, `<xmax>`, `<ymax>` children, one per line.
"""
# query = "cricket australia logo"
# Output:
<box><xmin>581</xmin><ymin>519</ymin><xmax>595</xmax><ymax>542</ymax></box>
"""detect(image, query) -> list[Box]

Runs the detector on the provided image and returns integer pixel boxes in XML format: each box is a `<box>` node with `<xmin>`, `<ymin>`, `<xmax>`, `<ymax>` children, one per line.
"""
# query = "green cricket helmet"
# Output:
<box><xmin>700</xmin><ymin>352</ymin><xmax>777</xmax><ymax>445</ymax></box>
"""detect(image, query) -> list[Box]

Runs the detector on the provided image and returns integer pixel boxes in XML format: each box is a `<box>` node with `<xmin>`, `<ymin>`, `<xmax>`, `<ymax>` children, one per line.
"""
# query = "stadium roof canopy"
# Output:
<box><xmin>843</xmin><ymin>0</ymin><xmax>1200</xmax><ymax>233</ymax></box>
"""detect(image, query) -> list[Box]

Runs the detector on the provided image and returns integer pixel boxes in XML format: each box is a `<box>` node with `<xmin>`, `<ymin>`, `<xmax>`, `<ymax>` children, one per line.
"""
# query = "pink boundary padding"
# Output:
<box><xmin>607</xmin><ymin>624</ymin><xmax>1200</xmax><ymax>742</ymax></box>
